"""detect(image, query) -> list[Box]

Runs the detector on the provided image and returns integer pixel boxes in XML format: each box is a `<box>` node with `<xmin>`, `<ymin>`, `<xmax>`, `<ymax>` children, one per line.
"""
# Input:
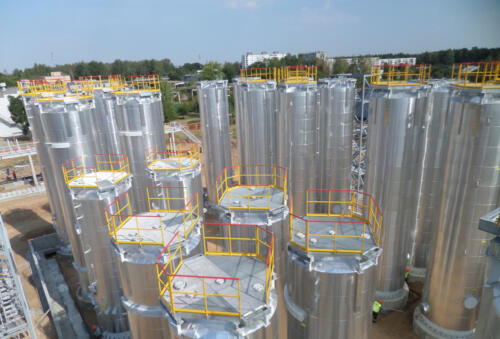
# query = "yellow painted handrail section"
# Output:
<box><xmin>370</xmin><ymin>64</ymin><xmax>431</xmax><ymax>86</ymax></box>
<box><xmin>289</xmin><ymin>189</ymin><xmax>383</xmax><ymax>254</ymax></box>
<box><xmin>240</xmin><ymin>68</ymin><xmax>277</xmax><ymax>83</ymax></box>
<box><xmin>451</xmin><ymin>61</ymin><xmax>500</xmax><ymax>89</ymax></box>
<box><xmin>156</xmin><ymin>223</ymin><xmax>274</xmax><ymax>318</ymax></box>
<box><xmin>105</xmin><ymin>187</ymin><xmax>200</xmax><ymax>246</ymax></box>
<box><xmin>146</xmin><ymin>142</ymin><xmax>200</xmax><ymax>171</ymax></box>
<box><xmin>62</xmin><ymin>153</ymin><xmax>130</xmax><ymax>188</ymax></box>
<box><xmin>278</xmin><ymin>65</ymin><xmax>317</xmax><ymax>84</ymax></box>
<box><xmin>215</xmin><ymin>165</ymin><xmax>287</xmax><ymax>211</ymax></box>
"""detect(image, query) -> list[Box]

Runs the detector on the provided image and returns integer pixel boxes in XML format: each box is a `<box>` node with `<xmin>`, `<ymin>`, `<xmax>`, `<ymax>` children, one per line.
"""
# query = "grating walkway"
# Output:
<box><xmin>219</xmin><ymin>186</ymin><xmax>285</xmax><ymax>211</ymax></box>
<box><xmin>163</xmin><ymin>255</ymin><xmax>267</xmax><ymax>317</ymax></box>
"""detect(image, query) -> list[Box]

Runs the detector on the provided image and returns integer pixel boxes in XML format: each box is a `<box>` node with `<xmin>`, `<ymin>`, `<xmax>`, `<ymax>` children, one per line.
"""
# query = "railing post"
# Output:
<box><xmin>305</xmin><ymin>221</ymin><xmax>310</xmax><ymax>251</ymax></box>
<box><xmin>168</xmin><ymin>275</ymin><xmax>175</xmax><ymax>312</ymax></box>
<box><xmin>202</xmin><ymin>278</ymin><xmax>208</xmax><ymax>318</ymax></box>
<box><xmin>256</xmin><ymin>226</ymin><xmax>260</xmax><ymax>258</ymax></box>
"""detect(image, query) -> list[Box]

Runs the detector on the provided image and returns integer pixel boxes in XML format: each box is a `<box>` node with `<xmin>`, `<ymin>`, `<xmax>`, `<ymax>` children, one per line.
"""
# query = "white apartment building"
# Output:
<box><xmin>241</xmin><ymin>51</ymin><xmax>287</xmax><ymax>68</ymax></box>
<box><xmin>377</xmin><ymin>57</ymin><xmax>417</xmax><ymax>65</ymax></box>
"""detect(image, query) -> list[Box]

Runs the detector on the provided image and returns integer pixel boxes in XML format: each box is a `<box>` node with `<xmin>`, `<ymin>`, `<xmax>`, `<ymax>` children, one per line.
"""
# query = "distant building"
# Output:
<box><xmin>241</xmin><ymin>51</ymin><xmax>286</xmax><ymax>68</ymax></box>
<box><xmin>377</xmin><ymin>57</ymin><xmax>417</xmax><ymax>65</ymax></box>
<box><xmin>299</xmin><ymin>51</ymin><xmax>329</xmax><ymax>62</ymax></box>
<box><xmin>181</xmin><ymin>74</ymin><xmax>199</xmax><ymax>82</ymax></box>
<box><xmin>43</xmin><ymin>71</ymin><xmax>71</xmax><ymax>82</ymax></box>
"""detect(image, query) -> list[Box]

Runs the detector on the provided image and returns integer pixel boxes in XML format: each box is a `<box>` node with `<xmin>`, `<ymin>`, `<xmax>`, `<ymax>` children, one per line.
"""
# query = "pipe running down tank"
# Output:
<box><xmin>285</xmin><ymin>189</ymin><xmax>382</xmax><ymax>339</ymax></box>
<box><xmin>414</xmin><ymin>85</ymin><xmax>500</xmax><ymax>339</ymax></box>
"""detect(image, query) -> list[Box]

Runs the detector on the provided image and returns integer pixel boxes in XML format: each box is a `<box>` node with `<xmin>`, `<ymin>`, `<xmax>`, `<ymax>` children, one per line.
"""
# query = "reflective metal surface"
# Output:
<box><xmin>285</xmin><ymin>246</ymin><xmax>381</xmax><ymax>339</ymax></box>
<box><xmin>417</xmin><ymin>88</ymin><xmax>500</xmax><ymax>333</ymax></box>
<box><xmin>238</xmin><ymin>81</ymin><xmax>278</xmax><ymax>166</ymax></box>
<box><xmin>72</xmin><ymin>182</ymin><xmax>130</xmax><ymax>334</ymax></box>
<box><xmin>93</xmin><ymin>89</ymin><xmax>122</xmax><ymax>154</ymax></box>
<box><xmin>366</xmin><ymin>86</ymin><xmax>429</xmax><ymax>304</ymax></box>
<box><xmin>115</xmin><ymin>92</ymin><xmax>166</xmax><ymax>213</ymax></box>
<box><xmin>409</xmin><ymin>81</ymin><xmax>452</xmax><ymax>279</ymax></box>
<box><xmin>38</xmin><ymin>97</ymin><xmax>100</xmax><ymax>298</ymax></box>
<box><xmin>317</xmin><ymin>78</ymin><xmax>356</xmax><ymax>196</ymax></box>
<box><xmin>197</xmin><ymin>81</ymin><xmax>232</xmax><ymax>203</ymax></box>
<box><xmin>23</xmin><ymin>96</ymin><xmax>67</xmax><ymax>244</ymax></box>
<box><xmin>234</xmin><ymin>79</ymin><xmax>246</xmax><ymax>166</ymax></box>
<box><xmin>475</xmin><ymin>237</ymin><xmax>500</xmax><ymax>339</ymax></box>
<box><xmin>278</xmin><ymin>83</ymin><xmax>318</xmax><ymax>215</ymax></box>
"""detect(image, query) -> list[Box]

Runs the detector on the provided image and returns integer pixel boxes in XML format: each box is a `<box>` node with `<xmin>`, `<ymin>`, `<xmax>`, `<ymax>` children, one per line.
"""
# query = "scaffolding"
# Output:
<box><xmin>0</xmin><ymin>215</ymin><xmax>35</xmax><ymax>338</ymax></box>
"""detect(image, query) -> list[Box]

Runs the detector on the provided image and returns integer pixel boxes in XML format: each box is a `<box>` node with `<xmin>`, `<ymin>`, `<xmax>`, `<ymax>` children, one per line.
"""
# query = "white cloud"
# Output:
<box><xmin>225</xmin><ymin>0</ymin><xmax>269</xmax><ymax>9</ymax></box>
<box><xmin>298</xmin><ymin>0</ymin><xmax>359</xmax><ymax>25</ymax></box>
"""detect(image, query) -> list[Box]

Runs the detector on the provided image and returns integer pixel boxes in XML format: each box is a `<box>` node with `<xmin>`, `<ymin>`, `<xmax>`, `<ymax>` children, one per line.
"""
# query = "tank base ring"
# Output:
<box><xmin>413</xmin><ymin>306</ymin><xmax>474</xmax><ymax>339</ymax></box>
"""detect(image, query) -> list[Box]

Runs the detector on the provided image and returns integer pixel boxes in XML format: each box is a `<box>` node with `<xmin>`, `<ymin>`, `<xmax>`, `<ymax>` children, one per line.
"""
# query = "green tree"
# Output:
<box><xmin>199</xmin><ymin>61</ymin><xmax>224</xmax><ymax>80</ymax></box>
<box><xmin>333</xmin><ymin>58</ymin><xmax>349</xmax><ymax>74</ymax></box>
<box><xmin>8</xmin><ymin>96</ymin><xmax>29</xmax><ymax>135</ymax></box>
<box><xmin>161</xmin><ymin>81</ymin><xmax>178</xmax><ymax>121</ymax></box>
<box><xmin>316</xmin><ymin>58</ymin><xmax>330</xmax><ymax>78</ymax></box>
<box><xmin>222</xmin><ymin>62</ymin><xmax>240</xmax><ymax>82</ymax></box>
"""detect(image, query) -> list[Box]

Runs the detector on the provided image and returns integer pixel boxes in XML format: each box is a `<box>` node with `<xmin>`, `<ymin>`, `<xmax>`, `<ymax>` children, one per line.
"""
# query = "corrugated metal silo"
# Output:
<box><xmin>93</xmin><ymin>88</ymin><xmax>122</xmax><ymax>154</ymax></box>
<box><xmin>414</xmin><ymin>63</ymin><xmax>500</xmax><ymax>338</ymax></box>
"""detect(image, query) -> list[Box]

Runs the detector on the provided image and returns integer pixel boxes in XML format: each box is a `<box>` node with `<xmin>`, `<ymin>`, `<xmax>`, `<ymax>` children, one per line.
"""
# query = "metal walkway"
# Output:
<box><xmin>0</xmin><ymin>184</ymin><xmax>46</xmax><ymax>202</ymax></box>
<box><xmin>0</xmin><ymin>140</ymin><xmax>36</xmax><ymax>160</ymax></box>
<box><xmin>0</xmin><ymin>214</ymin><xmax>35</xmax><ymax>338</ymax></box>
<box><xmin>165</xmin><ymin>122</ymin><xmax>201</xmax><ymax>144</ymax></box>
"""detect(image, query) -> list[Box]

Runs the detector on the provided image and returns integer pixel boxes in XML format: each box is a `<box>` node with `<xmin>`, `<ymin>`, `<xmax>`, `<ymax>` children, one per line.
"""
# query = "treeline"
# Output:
<box><xmin>349</xmin><ymin>46</ymin><xmax>500</xmax><ymax>77</ymax></box>
<box><xmin>0</xmin><ymin>58</ymin><xmax>241</xmax><ymax>87</ymax></box>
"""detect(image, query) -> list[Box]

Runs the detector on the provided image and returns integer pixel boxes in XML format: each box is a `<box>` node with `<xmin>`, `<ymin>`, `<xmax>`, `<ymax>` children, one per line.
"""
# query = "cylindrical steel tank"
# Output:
<box><xmin>408</xmin><ymin>81</ymin><xmax>452</xmax><ymax>281</ymax></box>
<box><xmin>277</xmin><ymin>83</ymin><xmax>318</xmax><ymax>215</ymax></box>
<box><xmin>366</xmin><ymin>85</ymin><xmax>429</xmax><ymax>309</ymax></box>
<box><xmin>233</xmin><ymin>79</ymin><xmax>246</xmax><ymax>166</ymax></box>
<box><xmin>115</xmin><ymin>91</ymin><xmax>166</xmax><ymax>213</ymax></box>
<box><xmin>197</xmin><ymin>80</ymin><xmax>232</xmax><ymax>203</ymax></box>
<box><xmin>22</xmin><ymin>96</ymin><xmax>68</xmax><ymax>245</ymax></box>
<box><xmin>238</xmin><ymin>81</ymin><xmax>278</xmax><ymax>166</ymax></box>
<box><xmin>93</xmin><ymin>89</ymin><xmax>122</xmax><ymax>154</ymax></box>
<box><xmin>413</xmin><ymin>87</ymin><xmax>500</xmax><ymax>338</ymax></box>
<box><xmin>285</xmin><ymin>247</ymin><xmax>381</xmax><ymax>339</ymax></box>
<box><xmin>70</xmin><ymin>179</ymin><xmax>131</xmax><ymax>335</ymax></box>
<box><xmin>316</xmin><ymin>78</ymin><xmax>356</xmax><ymax>195</ymax></box>
<box><xmin>38</xmin><ymin>96</ymin><xmax>100</xmax><ymax>301</ymax></box>
<box><xmin>475</xmin><ymin>207</ymin><xmax>500</xmax><ymax>339</ymax></box>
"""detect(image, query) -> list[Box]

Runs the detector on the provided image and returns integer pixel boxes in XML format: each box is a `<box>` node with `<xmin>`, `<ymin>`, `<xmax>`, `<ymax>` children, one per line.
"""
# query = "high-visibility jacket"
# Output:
<box><xmin>373</xmin><ymin>301</ymin><xmax>382</xmax><ymax>313</ymax></box>
<box><xmin>405</xmin><ymin>271</ymin><xmax>410</xmax><ymax>279</ymax></box>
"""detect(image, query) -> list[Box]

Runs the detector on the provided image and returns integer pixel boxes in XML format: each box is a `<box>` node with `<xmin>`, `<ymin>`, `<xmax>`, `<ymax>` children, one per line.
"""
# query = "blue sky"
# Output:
<box><xmin>1</xmin><ymin>0</ymin><xmax>499</xmax><ymax>72</ymax></box>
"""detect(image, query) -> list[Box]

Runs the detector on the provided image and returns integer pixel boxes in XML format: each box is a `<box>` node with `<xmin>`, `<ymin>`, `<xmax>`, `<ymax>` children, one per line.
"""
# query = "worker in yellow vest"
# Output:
<box><xmin>405</xmin><ymin>267</ymin><xmax>410</xmax><ymax>282</ymax></box>
<box><xmin>373</xmin><ymin>299</ymin><xmax>382</xmax><ymax>323</ymax></box>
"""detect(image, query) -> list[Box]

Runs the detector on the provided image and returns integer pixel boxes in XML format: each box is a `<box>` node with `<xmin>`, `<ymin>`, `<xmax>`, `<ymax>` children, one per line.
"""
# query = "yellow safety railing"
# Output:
<box><xmin>278</xmin><ymin>65</ymin><xmax>317</xmax><ymax>84</ymax></box>
<box><xmin>105</xmin><ymin>191</ymin><xmax>165</xmax><ymax>246</ymax></box>
<box><xmin>147</xmin><ymin>186</ymin><xmax>200</xmax><ymax>240</ymax></box>
<box><xmin>451</xmin><ymin>62</ymin><xmax>500</xmax><ymax>89</ymax></box>
<box><xmin>156</xmin><ymin>223</ymin><xmax>274</xmax><ymax>317</ymax></box>
<box><xmin>78</xmin><ymin>75</ymin><xmax>125</xmax><ymax>90</ymax></box>
<box><xmin>17</xmin><ymin>79</ymin><xmax>68</xmax><ymax>97</ymax></box>
<box><xmin>370</xmin><ymin>64</ymin><xmax>431</xmax><ymax>86</ymax></box>
<box><xmin>240</xmin><ymin>67</ymin><xmax>277</xmax><ymax>83</ymax></box>
<box><xmin>105</xmin><ymin>187</ymin><xmax>200</xmax><ymax>246</ymax></box>
<box><xmin>289</xmin><ymin>189</ymin><xmax>383</xmax><ymax>254</ymax></box>
<box><xmin>146</xmin><ymin>142</ymin><xmax>200</xmax><ymax>171</ymax></box>
<box><xmin>112</xmin><ymin>74</ymin><xmax>161</xmax><ymax>94</ymax></box>
<box><xmin>215</xmin><ymin>165</ymin><xmax>287</xmax><ymax>211</ymax></box>
<box><xmin>62</xmin><ymin>154</ymin><xmax>130</xmax><ymax>187</ymax></box>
